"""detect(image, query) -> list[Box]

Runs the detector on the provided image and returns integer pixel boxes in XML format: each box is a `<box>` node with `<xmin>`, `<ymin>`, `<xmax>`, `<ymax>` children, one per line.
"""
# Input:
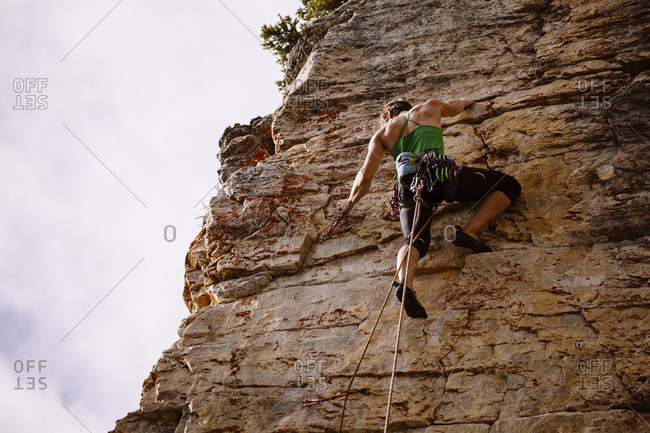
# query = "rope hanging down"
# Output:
<box><xmin>318</xmin><ymin>153</ymin><xmax>452</xmax><ymax>431</ymax></box>
<box><xmin>384</xmin><ymin>176</ymin><xmax>425</xmax><ymax>432</ymax></box>
<box><xmin>338</xmin><ymin>182</ymin><xmax>438</xmax><ymax>433</ymax></box>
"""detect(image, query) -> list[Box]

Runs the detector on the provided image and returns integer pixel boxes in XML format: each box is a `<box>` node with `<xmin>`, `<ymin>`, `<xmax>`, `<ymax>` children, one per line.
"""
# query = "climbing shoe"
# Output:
<box><xmin>452</xmin><ymin>225</ymin><xmax>492</xmax><ymax>253</ymax></box>
<box><xmin>393</xmin><ymin>282</ymin><xmax>428</xmax><ymax>319</ymax></box>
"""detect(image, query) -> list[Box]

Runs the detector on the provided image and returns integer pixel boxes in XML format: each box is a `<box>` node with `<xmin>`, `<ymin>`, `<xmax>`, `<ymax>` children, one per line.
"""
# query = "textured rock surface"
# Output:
<box><xmin>216</xmin><ymin>114</ymin><xmax>275</xmax><ymax>185</ymax></box>
<box><xmin>113</xmin><ymin>0</ymin><xmax>650</xmax><ymax>431</ymax></box>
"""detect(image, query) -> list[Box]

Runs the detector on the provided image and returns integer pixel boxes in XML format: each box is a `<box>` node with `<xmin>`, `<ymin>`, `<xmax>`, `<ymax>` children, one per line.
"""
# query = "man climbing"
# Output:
<box><xmin>340</xmin><ymin>98</ymin><xmax>521</xmax><ymax>319</ymax></box>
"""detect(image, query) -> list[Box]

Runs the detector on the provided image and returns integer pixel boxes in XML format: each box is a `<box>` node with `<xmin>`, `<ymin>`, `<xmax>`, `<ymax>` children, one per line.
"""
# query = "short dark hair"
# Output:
<box><xmin>381</xmin><ymin>99</ymin><xmax>412</xmax><ymax>125</ymax></box>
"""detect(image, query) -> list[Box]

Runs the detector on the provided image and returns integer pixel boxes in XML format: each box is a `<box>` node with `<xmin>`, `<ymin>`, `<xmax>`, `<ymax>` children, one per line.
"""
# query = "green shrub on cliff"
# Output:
<box><xmin>261</xmin><ymin>0</ymin><xmax>346</xmax><ymax>90</ymax></box>
<box><xmin>296</xmin><ymin>0</ymin><xmax>346</xmax><ymax>21</ymax></box>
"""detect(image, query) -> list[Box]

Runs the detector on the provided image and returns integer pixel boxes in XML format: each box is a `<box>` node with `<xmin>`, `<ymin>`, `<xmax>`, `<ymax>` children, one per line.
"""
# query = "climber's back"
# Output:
<box><xmin>379</xmin><ymin>99</ymin><xmax>472</xmax><ymax>156</ymax></box>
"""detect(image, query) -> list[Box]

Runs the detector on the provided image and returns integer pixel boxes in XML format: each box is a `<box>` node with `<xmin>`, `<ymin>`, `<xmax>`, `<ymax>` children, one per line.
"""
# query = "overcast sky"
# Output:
<box><xmin>0</xmin><ymin>0</ymin><xmax>300</xmax><ymax>431</ymax></box>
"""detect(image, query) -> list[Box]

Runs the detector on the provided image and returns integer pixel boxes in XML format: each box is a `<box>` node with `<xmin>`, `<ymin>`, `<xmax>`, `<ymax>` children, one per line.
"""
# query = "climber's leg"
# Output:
<box><xmin>395</xmin><ymin>183</ymin><xmax>430</xmax><ymax>319</ymax></box>
<box><xmin>394</xmin><ymin>245</ymin><xmax>427</xmax><ymax>319</ymax></box>
<box><xmin>397</xmin><ymin>183</ymin><xmax>433</xmax><ymax>284</ymax></box>
<box><xmin>397</xmin><ymin>244</ymin><xmax>420</xmax><ymax>288</ymax></box>
<box><xmin>463</xmin><ymin>190</ymin><xmax>512</xmax><ymax>235</ymax></box>
<box><xmin>449</xmin><ymin>166</ymin><xmax>521</xmax><ymax>252</ymax></box>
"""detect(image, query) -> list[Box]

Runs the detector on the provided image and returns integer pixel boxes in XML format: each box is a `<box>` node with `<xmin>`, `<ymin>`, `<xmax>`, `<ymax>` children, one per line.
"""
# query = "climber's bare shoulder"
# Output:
<box><xmin>411</xmin><ymin>100</ymin><xmax>445</xmax><ymax>127</ymax></box>
<box><xmin>376</xmin><ymin>120</ymin><xmax>402</xmax><ymax>149</ymax></box>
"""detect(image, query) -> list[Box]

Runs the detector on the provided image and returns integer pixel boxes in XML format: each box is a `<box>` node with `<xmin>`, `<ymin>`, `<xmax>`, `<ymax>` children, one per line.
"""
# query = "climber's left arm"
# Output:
<box><xmin>342</xmin><ymin>132</ymin><xmax>386</xmax><ymax>213</ymax></box>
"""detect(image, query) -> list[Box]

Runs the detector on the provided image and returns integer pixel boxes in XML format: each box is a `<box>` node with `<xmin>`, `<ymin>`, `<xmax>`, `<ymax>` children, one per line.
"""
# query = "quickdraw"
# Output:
<box><xmin>388</xmin><ymin>184</ymin><xmax>400</xmax><ymax>220</ymax></box>
<box><xmin>327</xmin><ymin>211</ymin><xmax>348</xmax><ymax>234</ymax></box>
<box><xmin>396</xmin><ymin>150</ymin><xmax>461</xmax><ymax>189</ymax></box>
<box><xmin>302</xmin><ymin>390</ymin><xmax>348</xmax><ymax>406</ymax></box>
<box><xmin>391</xmin><ymin>150</ymin><xmax>462</xmax><ymax>214</ymax></box>
<box><xmin>413</xmin><ymin>149</ymin><xmax>461</xmax><ymax>193</ymax></box>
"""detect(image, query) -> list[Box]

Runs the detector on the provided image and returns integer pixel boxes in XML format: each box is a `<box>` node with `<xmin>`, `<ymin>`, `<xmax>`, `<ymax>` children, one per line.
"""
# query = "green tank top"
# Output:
<box><xmin>389</xmin><ymin>113</ymin><xmax>444</xmax><ymax>160</ymax></box>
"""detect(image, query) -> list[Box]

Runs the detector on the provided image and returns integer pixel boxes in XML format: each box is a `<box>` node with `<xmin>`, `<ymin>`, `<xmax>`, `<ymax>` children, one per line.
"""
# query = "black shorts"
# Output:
<box><xmin>398</xmin><ymin>166</ymin><xmax>521</xmax><ymax>258</ymax></box>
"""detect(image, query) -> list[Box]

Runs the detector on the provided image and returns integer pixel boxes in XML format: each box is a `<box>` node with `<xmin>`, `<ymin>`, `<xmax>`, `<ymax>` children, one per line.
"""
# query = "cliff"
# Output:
<box><xmin>112</xmin><ymin>0</ymin><xmax>650</xmax><ymax>431</ymax></box>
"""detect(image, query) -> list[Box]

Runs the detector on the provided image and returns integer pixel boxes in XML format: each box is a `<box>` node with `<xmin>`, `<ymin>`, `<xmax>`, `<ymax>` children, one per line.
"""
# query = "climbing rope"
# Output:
<box><xmin>326</xmin><ymin>152</ymin><xmax>460</xmax><ymax>431</ymax></box>
<box><xmin>384</xmin><ymin>173</ymin><xmax>425</xmax><ymax>433</ymax></box>
<box><xmin>338</xmin><ymin>181</ymin><xmax>438</xmax><ymax>433</ymax></box>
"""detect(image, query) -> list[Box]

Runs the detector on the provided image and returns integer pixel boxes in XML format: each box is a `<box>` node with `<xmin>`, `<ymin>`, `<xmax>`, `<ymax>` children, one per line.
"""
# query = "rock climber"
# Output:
<box><xmin>340</xmin><ymin>98</ymin><xmax>521</xmax><ymax>319</ymax></box>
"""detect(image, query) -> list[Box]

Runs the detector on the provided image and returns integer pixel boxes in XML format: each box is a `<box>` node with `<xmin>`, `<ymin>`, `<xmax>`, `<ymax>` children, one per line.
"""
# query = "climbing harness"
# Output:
<box><xmin>302</xmin><ymin>391</ymin><xmax>349</xmax><ymax>407</ymax></box>
<box><xmin>401</xmin><ymin>149</ymin><xmax>461</xmax><ymax>190</ymax></box>
<box><xmin>393</xmin><ymin>149</ymin><xmax>462</xmax><ymax>210</ymax></box>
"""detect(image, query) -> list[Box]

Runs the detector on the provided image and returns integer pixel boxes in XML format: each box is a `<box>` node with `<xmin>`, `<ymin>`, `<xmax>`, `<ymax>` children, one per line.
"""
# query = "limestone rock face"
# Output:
<box><xmin>217</xmin><ymin>114</ymin><xmax>275</xmax><ymax>185</ymax></box>
<box><xmin>113</xmin><ymin>0</ymin><xmax>650</xmax><ymax>432</ymax></box>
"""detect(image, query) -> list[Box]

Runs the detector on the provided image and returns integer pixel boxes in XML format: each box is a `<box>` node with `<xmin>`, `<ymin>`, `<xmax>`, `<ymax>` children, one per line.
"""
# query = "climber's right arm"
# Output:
<box><xmin>426</xmin><ymin>99</ymin><xmax>474</xmax><ymax>117</ymax></box>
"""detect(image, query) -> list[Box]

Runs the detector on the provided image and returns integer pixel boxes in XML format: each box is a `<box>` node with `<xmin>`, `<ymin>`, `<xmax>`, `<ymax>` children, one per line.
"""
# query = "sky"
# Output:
<box><xmin>0</xmin><ymin>0</ymin><xmax>300</xmax><ymax>431</ymax></box>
